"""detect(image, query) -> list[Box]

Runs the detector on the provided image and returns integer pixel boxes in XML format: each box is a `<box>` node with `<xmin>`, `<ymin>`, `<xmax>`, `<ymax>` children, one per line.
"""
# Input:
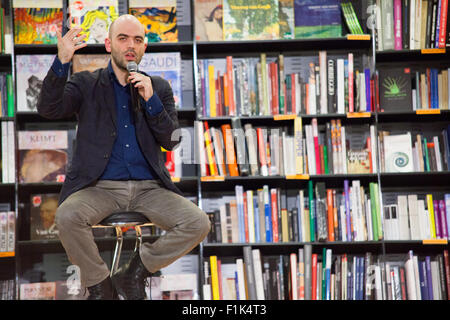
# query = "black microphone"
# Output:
<box><xmin>127</xmin><ymin>61</ymin><xmax>140</xmax><ymax>113</ymax></box>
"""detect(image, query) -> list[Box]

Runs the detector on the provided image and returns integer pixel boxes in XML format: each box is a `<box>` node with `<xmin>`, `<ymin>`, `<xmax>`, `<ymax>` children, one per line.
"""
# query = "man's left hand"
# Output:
<box><xmin>128</xmin><ymin>72</ymin><xmax>154</xmax><ymax>101</ymax></box>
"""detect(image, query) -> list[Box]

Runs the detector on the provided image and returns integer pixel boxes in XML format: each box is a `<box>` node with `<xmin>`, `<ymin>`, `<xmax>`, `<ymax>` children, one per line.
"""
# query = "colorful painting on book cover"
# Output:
<box><xmin>294</xmin><ymin>0</ymin><xmax>342</xmax><ymax>39</ymax></box>
<box><xmin>13</xmin><ymin>0</ymin><xmax>63</xmax><ymax>44</ymax></box>
<box><xmin>139</xmin><ymin>52</ymin><xmax>182</xmax><ymax>109</ymax></box>
<box><xmin>72</xmin><ymin>54</ymin><xmax>110</xmax><ymax>73</ymax></box>
<box><xmin>224</xmin><ymin>0</ymin><xmax>280</xmax><ymax>40</ymax></box>
<box><xmin>18</xmin><ymin>130</ymin><xmax>69</xmax><ymax>184</ymax></box>
<box><xmin>195</xmin><ymin>0</ymin><xmax>223</xmax><ymax>41</ymax></box>
<box><xmin>68</xmin><ymin>0</ymin><xmax>118</xmax><ymax>44</ymax></box>
<box><xmin>16</xmin><ymin>54</ymin><xmax>55</xmax><ymax>112</ymax></box>
<box><xmin>129</xmin><ymin>0</ymin><xmax>177</xmax><ymax>43</ymax></box>
<box><xmin>29</xmin><ymin>193</ymin><xmax>59</xmax><ymax>240</ymax></box>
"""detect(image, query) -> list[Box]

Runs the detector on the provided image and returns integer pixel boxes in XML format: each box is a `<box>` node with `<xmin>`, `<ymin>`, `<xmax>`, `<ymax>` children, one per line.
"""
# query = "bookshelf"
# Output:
<box><xmin>0</xmin><ymin>0</ymin><xmax>449</xmax><ymax>301</ymax></box>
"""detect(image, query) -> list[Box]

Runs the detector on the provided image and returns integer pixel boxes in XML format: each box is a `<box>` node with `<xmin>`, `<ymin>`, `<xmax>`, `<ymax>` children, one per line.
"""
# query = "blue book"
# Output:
<box><xmin>425</xmin><ymin>256</ymin><xmax>433</xmax><ymax>300</ymax></box>
<box><xmin>419</xmin><ymin>260</ymin><xmax>428</xmax><ymax>300</ymax></box>
<box><xmin>435</xmin><ymin>0</ymin><xmax>442</xmax><ymax>48</ymax></box>
<box><xmin>264</xmin><ymin>188</ymin><xmax>273</xmax><ymax>242</ymax></box>
<box><xmin>254</xmin><ymin>196</ymin><xmax>260</xmax><ymax>243</ymax></box>
<box><xmin>294</xmin><ymin>0</ymin><xmax>342</xmax><ymax>38</ymax></box>
<box><xmin>364</xmin><ymin>68</ymin><xmax>371</xmax><ymax>112</ymax></box>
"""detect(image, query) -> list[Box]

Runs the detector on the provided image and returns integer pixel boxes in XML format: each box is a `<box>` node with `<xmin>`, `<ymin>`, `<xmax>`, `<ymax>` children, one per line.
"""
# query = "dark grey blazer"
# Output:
<box><xmin>37</xmin><ymin>65</ymin><xmax>183</xmax><ymax>205</ymax></box>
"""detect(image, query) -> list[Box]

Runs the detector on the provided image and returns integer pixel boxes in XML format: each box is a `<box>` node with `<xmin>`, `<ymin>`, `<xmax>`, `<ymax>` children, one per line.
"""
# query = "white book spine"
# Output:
<box><xmin>1</xmin><ymin>122</ymin><xmax>8</xmax><ymax>183</ymax></box>
<box><xmin>219</xmin><ymin>205</ymin><xmax>228</xmax><ymax>244</ymax></box>
<box><xmin>337</xmin><ymin>59</ymin><xmax>345</xmax><ymax>113</ymax></box>
<box><xmin>433</xmin><ymin>136</ymin><xmax>443</xmax><ymax>171</ymax></box>
<box><xmin>0</xmin><ymin>212</ymin><xmax>7</xmax><ymax>252</ymax></box>
<box><xmin>341</xmin><ymin>126</ymin><xmax>347</xmax><ymax>174</ymax></box>
<box><xmin>319</xmin><ymin>51</ymin><xmax>328</xmax><ymax>114</ymax></box>
<box><xmin>405</xmin><ymin>250</ymin><xmax>417</xmax><ymax>300</ymax></box>
<box><xmin>407</xmin><ymin>194</ymin><xmax>420</xmax><ymax>240</ymax></box>
<box><xmin>251</xmin><ymin>249</ymin><xmax>265</xmax><ymax>300</ymax></box>
<box><xmin>340</xmin><ymin>204</ymin><xmax>347</xmax><ymax>242</ymax></box>
<box><xmin>236</xmin><ymin>258</ymin><xmax>246</xmax><ymax>300</ymax></box>
<box><xmin>410</xmin><ymin>0</ymin><xmax>416</xmax><ymax>49</ymax></box>
<box><xmin>247</xmin><ymin>190</ymin><xmax>256</xmax><ymax>243</ymax></box>
<box><xmin>370</xmin><ymin>125</ymin><xmax>377</xmax><ymax>173</ymax></box>
<box><xmin>397</xmin><ymin>195</ymin><xmax>410</xmax><ymax>240</ymax></box>
<box><xmin>8</xmin><ymin>121</ymin><xmax>15</xmax><ymax>183</ymax></box>
<box><xmin>413</xmin><ymin>255</ymin><xmax>422</xmax><ymax>300</ymax></box>
<box><xmin>290</xmin><ymin>253</ymin><xmax>298</xmax><ymax>300</ymax></box>
<box><xmin>7</xmin><ymin>211</ymin><xmax>15</xmax><ymax>253</ymax></box>
<box><xmin>418</xmin><ymin>200</ymin><xmax>427</xmax><ymax>239</ymax></box>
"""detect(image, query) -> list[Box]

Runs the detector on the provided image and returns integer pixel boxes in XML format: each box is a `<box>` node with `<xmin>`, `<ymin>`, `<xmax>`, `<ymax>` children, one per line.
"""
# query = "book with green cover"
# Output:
<box><xmin>308</xmin><ymin>180</ymin><xmax>315</xmax><ymax>242</ymax></box>
<box><xmin>6</xmin><ymin>74</ymin><xmax>14</xmax><ymax>117</ymax></box>
<box><xmin>224</xmin><ymin>0</ymin><xmax>280</xmax><ymax>40</ymax></box>
<box><xmin>341</xmin><ymin>2</ymin><xmax>364</xmax><ymax>34</ymax></box>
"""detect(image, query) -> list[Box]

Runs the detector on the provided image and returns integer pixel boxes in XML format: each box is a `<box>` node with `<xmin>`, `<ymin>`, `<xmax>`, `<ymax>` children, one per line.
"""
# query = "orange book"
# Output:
<box><xmin>221</xmin><ymin>124</ymin><xmax>239</xmax><ymax>176</ymax></box>
<box><xmin>366</xmin><ymin>137</ymin><xmax>373</xmax><ymax>173</ymax></box>
<box><xmin>223</xmin><ymin>72</ymin><xmax>229</xmax><ymax>115</ymax></box>
<box><xmin>243</xmin><ymin>192</ymin><xmax>249</xmax><ymax>243</ymax></box>
<box><xmin>203</xmin><ymin>121</ymin><xmax>218</xmax><ymax>176</ymax></box>
<box><xmin>208</xmin><ymin>64</ymin><xmax>217</xmax><ymax>117</ymax></box>
<box><xmin>326</xmin><ymin>189</ymin><xmax>335</xmax><ymax>242</ymax></box>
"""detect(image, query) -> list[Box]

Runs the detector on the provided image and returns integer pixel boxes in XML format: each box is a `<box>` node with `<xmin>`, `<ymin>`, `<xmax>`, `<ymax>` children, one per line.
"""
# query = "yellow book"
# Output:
<box><xmin>426</xmin><ymin>194</ymin><xmax>436</xmax><ymax>239</ymax></box>
<box><xmin>208</xmin><ymin>64</ymin><xmax>217</xmax><ymax>117</ymax></box>
<box><xmin>209</xmin><ymin>255</ymin><xmax>220</xmax><ymax>300</ymax></box>
<box><xmin>281</xmin><ymin>208</ymin><xmax>289</xmax><ymax>242</ymax></box>
<box><xmin>260</xmin><ymin>53</ymin><xmax>269</xmax><ymax>115</ymax></box>
<box><xmin>294</xmin><ymin>116</ymin><xmax>303</xmax><ymax>174</ymax></box>
<box><xmin>203</xmin><ymin>127</ymin><xmax>217</xmax><ymax>176</ymax></box>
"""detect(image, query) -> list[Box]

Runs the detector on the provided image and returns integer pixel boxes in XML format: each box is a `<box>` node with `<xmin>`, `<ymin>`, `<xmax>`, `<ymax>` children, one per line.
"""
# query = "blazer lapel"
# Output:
<box><xmin>98</xmin><ymin>68</ymin><xmax>117</xmax><ymax>129</ymax></box>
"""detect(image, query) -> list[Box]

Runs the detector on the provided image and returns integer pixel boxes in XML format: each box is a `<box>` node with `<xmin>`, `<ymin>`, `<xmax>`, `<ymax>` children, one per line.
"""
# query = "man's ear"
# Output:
<box><xmin>105</xmin><ymin>37</ymin><xmax>111</xmax><ymax>53</ymax></box>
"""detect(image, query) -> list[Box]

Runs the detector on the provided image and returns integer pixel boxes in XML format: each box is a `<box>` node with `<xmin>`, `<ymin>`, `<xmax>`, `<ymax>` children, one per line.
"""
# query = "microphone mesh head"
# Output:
<box><xmin>126</xmin><ymin>61</ymin><xmax>138</xmax><ymax>72</ymax></box>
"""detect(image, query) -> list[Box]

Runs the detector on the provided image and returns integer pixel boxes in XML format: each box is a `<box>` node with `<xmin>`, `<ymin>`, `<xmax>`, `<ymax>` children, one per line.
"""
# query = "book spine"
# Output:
<box><xmin>439</xmin><ymin>0</ymin><xmax>449</xmax><ymax>47</ymax></box>
<box><xmin>344</xmin><ymin>180</ymin><xmax>352</xmax><ymax>241</ymax></box>
<box><xmin>394</xmin><ymin>0</ymin><xmax>403</xmax><ymax>49</ymax></box>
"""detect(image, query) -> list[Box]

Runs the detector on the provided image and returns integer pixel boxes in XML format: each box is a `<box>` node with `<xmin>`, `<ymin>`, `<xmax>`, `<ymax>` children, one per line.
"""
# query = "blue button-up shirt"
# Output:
<box><xmin>51</xmin><ymin>57</ymin><xmax>164</xmax><ymax>181</ymax></box>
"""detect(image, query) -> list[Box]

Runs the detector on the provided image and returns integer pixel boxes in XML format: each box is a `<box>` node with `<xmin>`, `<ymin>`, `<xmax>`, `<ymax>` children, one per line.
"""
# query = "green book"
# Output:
<box><xmin>373</xmin><ymin>182</ymin><xmax>382</xmax><ymax>240</ymax></box>
<box><xmin>321</xmin><ymin>247</ymin><xmax>327</xmax><ymax>300</ymax></box>
<box><xmin>423</xmin><ymin>137</ymin><xmax>430</xmax><ymax>172</ymax></box>
<box><xmin>323</xmin><ymin>145</ymin><xmax>329</xmax><ymax>174</ymax></box>
<box><xmin>369</xmin><ymin>182</ymin><xmax>378</xmax><ymax>241</ymax></box>
<box><xmin>308</xmin><ymin>180</ymin><xmax>315</xmax><ymax>242</ymax></box>
<box><xmin>6</xmin><ymin>74</ymin><xmax>14</xmax><ymax>117</ymax></box>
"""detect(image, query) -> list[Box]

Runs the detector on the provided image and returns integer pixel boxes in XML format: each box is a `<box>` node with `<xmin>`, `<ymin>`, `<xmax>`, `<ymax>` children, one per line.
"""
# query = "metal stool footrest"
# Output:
<box><xmin>92</xmin><ymin>211</ymin><xmax>153</xmax><ymax>277</ymax></box>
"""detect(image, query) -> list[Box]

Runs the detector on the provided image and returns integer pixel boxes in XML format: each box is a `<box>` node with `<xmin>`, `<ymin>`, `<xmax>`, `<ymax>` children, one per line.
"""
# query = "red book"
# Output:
<box><xmin>444</xmin><ymin>250</ymin><xmax>450</xmax><ymax>300</ymax></box>
<box><xmin>438</xmin><ymin>0</ymin><xmax>448</xmax><ymax>48</ymax></box>
<box><xmin>312</xmin><ymin>118</ymin><xmax>321</xmax><ymax>174</ymax></box>
<box><xmin>311</xmin><ymin>254</ymin><xmax>318</xmax><ymax>300</ymax></box>
<box><xmin>291</xmin><ymin>74</ymin><xmax>296</xmax><ymax>114</ymax></box>
<box><xmin>367</xmin><ymin>137</ymin><xmax>373</xmax><ymax>173</ymax></box>
<box><xmin>399</xmin><ymin>267</ymin><xmax>407</xmax><ymax>300</ymax></box>
<box><xmin>164</xmin><ymin>150</ymin><xmax>175</xmax><ymax>177</ymax></box>
<box><xmin>226</xmin><ymin>56</ymin><xmax>235</xmax><ymax>116</ymax></box>
<box><xmin>270</xmin><ymin>188</ymin><xmax>279</xmax><ymax>243</ymax></box>
<box><xmin>326</xmin><ymin>189</ymin><xmax>335</xmax><ymax>241</ymax></box>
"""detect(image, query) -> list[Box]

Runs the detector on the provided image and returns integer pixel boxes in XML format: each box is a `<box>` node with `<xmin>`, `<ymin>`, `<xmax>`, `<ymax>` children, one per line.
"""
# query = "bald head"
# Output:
<box><xmin>108</xmin><ymin>14</ymin><xmax>145</xmax><ymax>39</ymax></box>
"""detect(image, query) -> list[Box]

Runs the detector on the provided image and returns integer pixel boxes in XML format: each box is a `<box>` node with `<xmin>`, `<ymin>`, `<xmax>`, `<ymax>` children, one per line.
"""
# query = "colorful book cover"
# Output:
<box><xmin>15</xmin><ymin>54</ymin><xmax>55</xmax><ymax>112</ymax></box>
<box><xmin>139</xmin><ymin>52</ymin><xmax>182</xmax><ymax>109</ymax></box>
<box><xmin>379</xmin><ymin>67</ymin><xmax>413</xmax><ymax>112</ymax></box>
<box><xmin>13</xmin><ymin>0</ymin><xmax>63</xmax><ymax>44</ymax></box>
<box><xmin>68</xmin><ymin>0</ymin><xmax>118</xmax><ymax>44</ymax></box>
<box><xmin>29</xmin><ymin>193</ymin><xmax>59</xmax><ymax>240</ymax></box>
<box><xmin>383</xmin><ymin>133</ymin><xmax>414</xmax><ymax>173</ymax></box>
<box><xmin>194</xmin><ymin>0</ymin><xmax>223</xmax><ymax>41</ymax></box>
<box><xmin>347</xmin><ymin>148</ymin><xmax>371</xmax><ymax>173</ymax></box>
<box><xmin>223</xmin><ymin>0</ymin><xmax>280</xmax><ymax>40</ymax></box>
<box><xmin>18</xmin><ymin>130</ymin><xmax>69</xmax><ymax>183</ymax></box>
<box><xmin>294</xmin><ymin>0</ymin><xmax>342</xmax><ymax>39</ymax></box>
<box><xmin>129</xmin><ymin>0</ymin><xmax>177</xmax><ymax>43</ymax></box>
<box><xmin>279</xmin><ymin>0</ymin><xmax>294</xmax><ymax>39</ymax></box>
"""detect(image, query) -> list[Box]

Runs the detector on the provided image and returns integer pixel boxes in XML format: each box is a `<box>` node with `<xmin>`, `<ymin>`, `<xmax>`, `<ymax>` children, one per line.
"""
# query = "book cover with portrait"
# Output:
<box><xmin>18</xmin><ymin>130</ymin><xmax>69</xmax><ymax>183</ymax></box>
<box><xmin>29</xmin><ymin>193</ymin><xmax>59</xmax><ymax>240</ymax></box>
<box><xmin>129</xmin><ymin>0</ymin><xmax>178</xmax><ymax>43</ymax></box>
<box><xmin>16</xmin><ymin>54</ymin><xmax>55</xmax><ymax>112</ymax></box>
<box><xmin>194</xmin><ymin>0</ymin><xmax>223</xmax><ymax>41</ymax></box>
<box><xmin>13</xmin><ymin>0</ymin><xmax>63</xmax><ymax>45</ymax></box>
<box><xmin>139</xmin><ymin>52</ymin><xmax>182</xmax><ymax>109</ymax></box>
<box><xmin>68</xmin><ymin>0</ymin><xmax>118</xmax><ymax>44</ymax></box>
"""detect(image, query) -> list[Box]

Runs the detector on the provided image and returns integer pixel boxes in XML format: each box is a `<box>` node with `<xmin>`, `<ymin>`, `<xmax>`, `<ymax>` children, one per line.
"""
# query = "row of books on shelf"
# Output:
<box><xmin>375</xmin><ymin>0</ymin><xmax>449</xmax><ymax>51</ymax></box>
<box><xmin>1</xmin><ymin>121</ymin><xmax>15</xmax><ymax>184</ymax></box>
<box><xmin>204</xmin><ymin>247</ymin><xmax>450</xmax><ymax>300</ymax></box>
<box><xmin>196</xmin><ymin>118</ymin><xmax>450</xmax><ymax>179</ymax></box>
<box><xmin>15</xmin><ymin>52</ymin><xmax>184</xmax><ymax>112</ymax></box>
<box><xmin>197</xmin><ymin>52</ymin><xmax>450</xmax><ymax>119</ymax></box>
<box><xmin>0</xmin><ymin>280</ymin><xmax>14</xmax><ymax>300</ymax></box>
<box><xmin>204</xmin><ymin>183</ymin><xmax>450</xmax><ymax>245</ymax></box>
<box><xmin>205</xmin><ymin>181</ymin><xmax>385</xmax><ymax>244</ymax></box>
<box><xmin>379</xmin><ymin>126</ymin><xmax>450</xmax><ymax>173</ymax></box>
<box><xmin>196</xmin><ymin>52</ymin><xmax>375</xmax><ymax>118</ymax></box>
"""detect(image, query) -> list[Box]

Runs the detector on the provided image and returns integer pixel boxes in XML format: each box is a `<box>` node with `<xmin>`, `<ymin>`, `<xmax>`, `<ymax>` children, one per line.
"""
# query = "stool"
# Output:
<box><xmin>92</xmin><ymin>211</ymin><xmax>154</xmax><ymax>277</ymax></box>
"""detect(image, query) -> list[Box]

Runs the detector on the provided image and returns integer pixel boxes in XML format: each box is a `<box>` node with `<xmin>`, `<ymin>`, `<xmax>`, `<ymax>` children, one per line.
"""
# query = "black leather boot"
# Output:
<box><xmin>87</xmin><ymin>276</ymin><xmax>118</xmax><ymax>300</ymax></box>
<box><xmin>112</xmin><ymin>250</ymin><xmax>151</xmax><ymax>300</ymax></box>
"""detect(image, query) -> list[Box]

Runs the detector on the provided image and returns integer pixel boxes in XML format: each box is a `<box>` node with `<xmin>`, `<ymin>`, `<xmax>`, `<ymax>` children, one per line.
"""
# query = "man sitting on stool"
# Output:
<box><xmin>37</xmin><ymin>14</ymin><xmax>210</xmax><ymax>300</ymax></box>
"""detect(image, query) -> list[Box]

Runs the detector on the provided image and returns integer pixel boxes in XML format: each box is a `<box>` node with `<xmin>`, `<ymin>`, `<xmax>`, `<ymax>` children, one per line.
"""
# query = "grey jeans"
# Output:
<box><xmin>55</xmin><ymin>179</ymin><xmax>210</xmax><ymax>288</ymax></box>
